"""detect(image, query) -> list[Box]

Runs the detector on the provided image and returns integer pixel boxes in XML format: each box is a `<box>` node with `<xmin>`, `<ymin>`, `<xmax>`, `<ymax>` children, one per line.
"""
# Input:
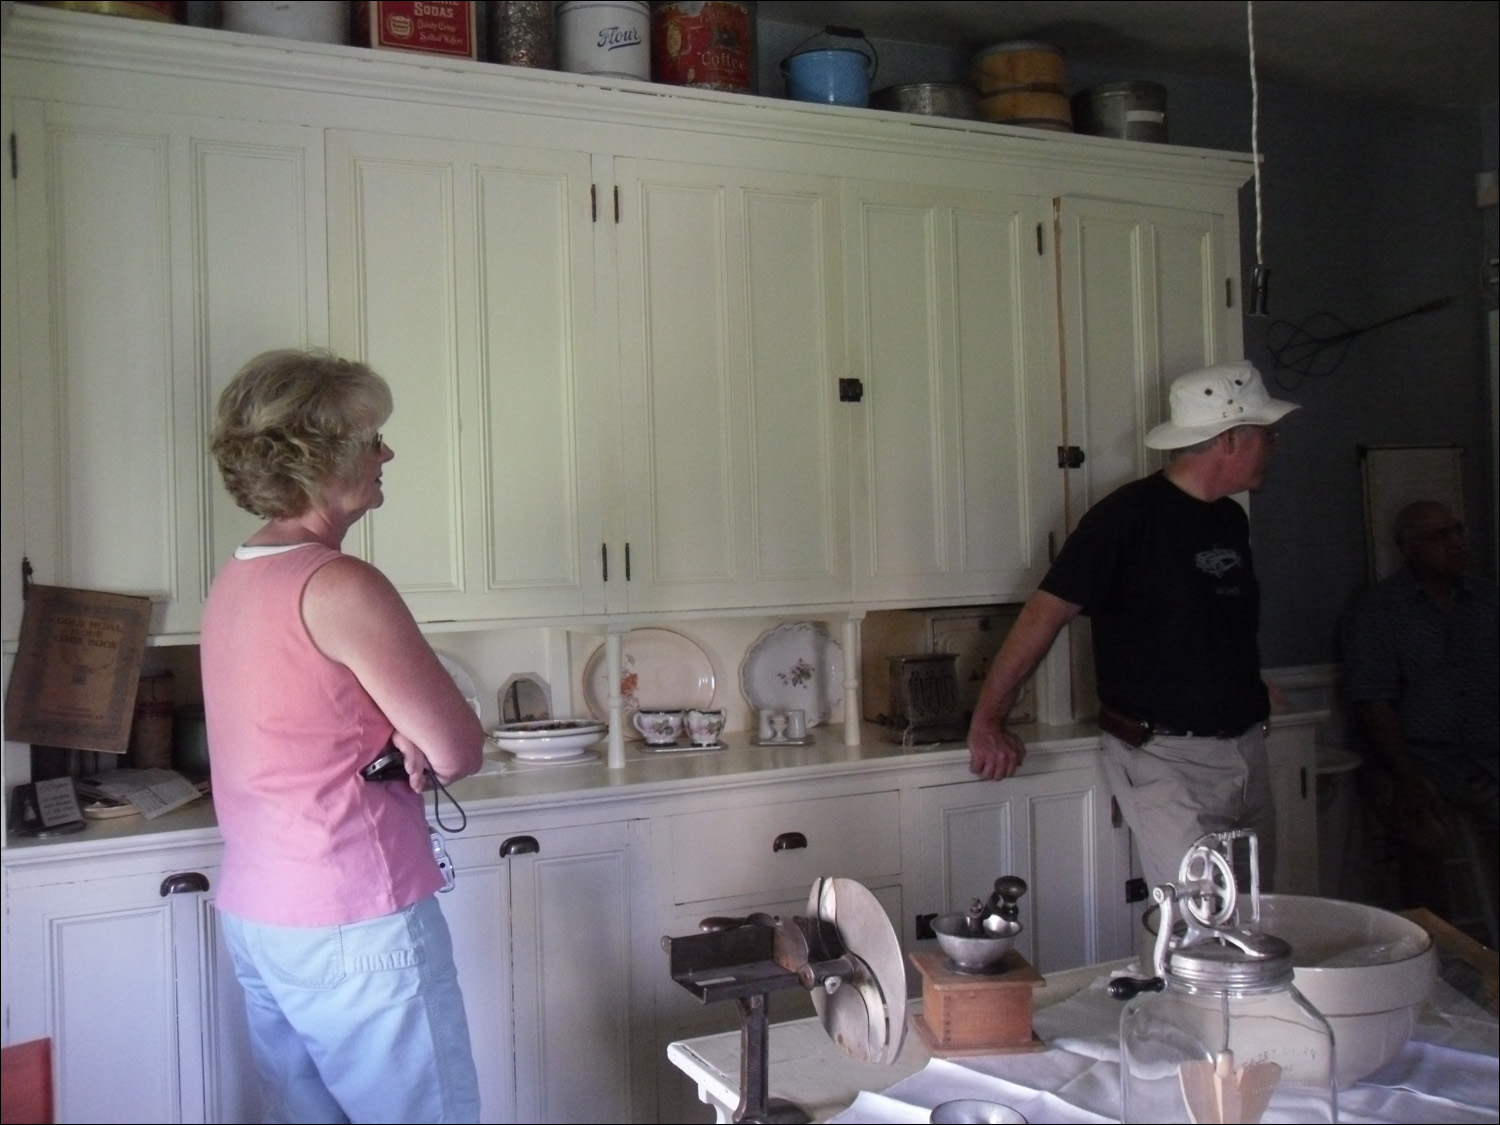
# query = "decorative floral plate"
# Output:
<box><xmin>739</xmin><ymin>622</ymin><xmax>844</xmax><ymax>726</ymax></box>
<box><xmin>582</xmin><ymin>628</ymin><xmax>716</xmax><ymax>736</ymax></box>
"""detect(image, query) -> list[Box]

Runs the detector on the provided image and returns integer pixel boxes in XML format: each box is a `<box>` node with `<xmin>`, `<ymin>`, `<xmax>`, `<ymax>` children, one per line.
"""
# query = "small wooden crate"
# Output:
<box><xmin>909</xmin><ymin>949</ymin><xmax>1045</xmax><ymax>1056</ymax></box>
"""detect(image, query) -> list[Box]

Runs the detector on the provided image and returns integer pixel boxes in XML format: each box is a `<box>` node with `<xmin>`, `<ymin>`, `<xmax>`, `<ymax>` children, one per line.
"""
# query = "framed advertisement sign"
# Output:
<box><xmin>3</xmin><ymin>585</ymin><xmax>151</xmax><ymax>753</ymax></box>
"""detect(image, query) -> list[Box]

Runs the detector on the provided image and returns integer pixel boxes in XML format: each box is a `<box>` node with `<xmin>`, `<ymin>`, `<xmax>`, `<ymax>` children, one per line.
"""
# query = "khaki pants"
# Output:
<box><xmin>1099</xmin><ymin>725</ymin><xmax>1276</xmax><ymax>893</ymax></box>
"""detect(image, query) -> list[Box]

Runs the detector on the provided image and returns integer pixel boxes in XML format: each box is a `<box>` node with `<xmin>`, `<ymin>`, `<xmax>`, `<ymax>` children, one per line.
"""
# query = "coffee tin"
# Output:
<box><xmin>651</xmin><ymin>1</ymin><xmax>756</xmax><ymax>93</ymax></box>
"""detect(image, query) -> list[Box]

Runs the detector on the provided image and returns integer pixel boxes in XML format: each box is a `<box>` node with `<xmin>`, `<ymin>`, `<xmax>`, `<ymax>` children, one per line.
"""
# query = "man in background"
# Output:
<box><xmin>967</xmin><ymin>361</ymin><xmax>1299</xmax><ymax>891</ymax></box>
<box><xmin>1344</xmin><ymin>500</ymin><xmax>1498</xmax><ymax>934</ymax></box>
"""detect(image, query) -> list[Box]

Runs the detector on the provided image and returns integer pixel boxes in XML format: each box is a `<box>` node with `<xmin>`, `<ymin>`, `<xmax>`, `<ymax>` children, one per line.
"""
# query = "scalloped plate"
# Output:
<box><xmin>739</xmin><ymin>621</ymin><xmax>844</xmax><ymax>726</ymax></box>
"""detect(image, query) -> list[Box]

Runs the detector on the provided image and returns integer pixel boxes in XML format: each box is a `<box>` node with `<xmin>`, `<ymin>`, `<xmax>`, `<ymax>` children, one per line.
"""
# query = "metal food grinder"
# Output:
<box><xmin>909</xmin><ymin>876</ymin><xmax>1045</xmax><ymax>1055</ymax></box>
<box><xmin>1110</xmin><ymin>831</ymin><xmax>1335</xmax><ymax>1124</ymax></box>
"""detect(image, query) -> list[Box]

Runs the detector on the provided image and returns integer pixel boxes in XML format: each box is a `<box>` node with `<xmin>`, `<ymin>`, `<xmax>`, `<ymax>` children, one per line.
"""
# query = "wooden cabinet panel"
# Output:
<box><xmin>845</xmin><ymin>181</ymin><xmax>1059</xmax><ymax>604</ymax></box>
<box><xmin>11</xmin><ymin>101</ymin><xmax>324</xmax><ymax>637</ymax></box>
<box><xmin>327</xmin><ymin>131</ymin><xmax>603</xmax><ymax>621</ymax></box>
<box><xmin>665</xmin><ymin>790</ymin><xmax>900</xmax><ymax>905</ymax></box>
<box><xmin>616</xmin><ymin>159</ymin><xmax>848</xmax><ymax>612</ymax></box>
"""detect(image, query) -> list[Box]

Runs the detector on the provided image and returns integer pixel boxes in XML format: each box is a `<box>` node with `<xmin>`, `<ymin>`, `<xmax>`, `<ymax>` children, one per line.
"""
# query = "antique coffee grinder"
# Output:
<box><xmin>909</xmin><ymin>875</ymin><xmax>1045</xmax><ymax>1055</ymax></box>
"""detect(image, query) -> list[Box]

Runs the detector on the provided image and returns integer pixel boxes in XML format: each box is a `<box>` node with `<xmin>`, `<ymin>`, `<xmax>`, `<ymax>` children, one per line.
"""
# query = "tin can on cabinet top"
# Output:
<box><xmin>651</xmin><ymin>1</ymin><xmax>756</xmax><ymax>93</ymax></box>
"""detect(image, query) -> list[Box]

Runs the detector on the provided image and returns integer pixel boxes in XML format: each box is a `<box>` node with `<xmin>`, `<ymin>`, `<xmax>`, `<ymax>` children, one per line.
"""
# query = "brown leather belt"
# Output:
<box><xmin>1097</xmin><ymin>703</ymin><xmax>1251</xmax><ymax>747</ymax></box>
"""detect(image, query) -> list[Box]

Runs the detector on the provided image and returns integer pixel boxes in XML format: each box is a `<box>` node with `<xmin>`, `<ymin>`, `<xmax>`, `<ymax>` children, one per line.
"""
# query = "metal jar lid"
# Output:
<box><xmin>1166</xmin><ymin>932</ymin><xmax>1295</xmax><ymax>993</ymax></box>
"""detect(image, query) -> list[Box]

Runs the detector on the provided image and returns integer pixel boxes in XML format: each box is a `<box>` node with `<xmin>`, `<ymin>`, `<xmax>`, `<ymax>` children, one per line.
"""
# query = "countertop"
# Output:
<box><xmin>2</xmin><ymin>712</ymin><xmax>1327</xmax><ymax>862</ymax></box>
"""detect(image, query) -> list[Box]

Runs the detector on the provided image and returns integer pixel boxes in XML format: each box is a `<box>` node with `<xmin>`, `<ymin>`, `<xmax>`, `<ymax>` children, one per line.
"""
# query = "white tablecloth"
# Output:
<box><xmin>828</xmin><ymin>976</ymin><xmax>1499</xmax><ymax>1124</ymax></box>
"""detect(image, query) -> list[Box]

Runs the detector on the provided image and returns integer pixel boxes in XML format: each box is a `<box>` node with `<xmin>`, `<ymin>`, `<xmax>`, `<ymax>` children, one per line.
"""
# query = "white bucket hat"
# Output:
<box><xmin>1144</xmin><ymin>361</ymin><xmax>1300</xmax><ymax>450</ymax></box>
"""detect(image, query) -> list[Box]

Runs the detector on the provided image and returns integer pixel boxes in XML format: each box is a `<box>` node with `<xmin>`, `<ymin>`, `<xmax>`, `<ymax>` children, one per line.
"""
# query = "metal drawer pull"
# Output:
<box><xmin>500</xmin><ymin>835</ymin><xmax>540</xmax><ymax>857</ymax></box>
<box><xmin>160</xmin><ymin>872</ymin><xmax>210</xmax><ymax>896</ymax></box>
<box><xmin>772</xmin><ymin>831</ymin><xmax>807</xmax><ymax>852</ymax></box>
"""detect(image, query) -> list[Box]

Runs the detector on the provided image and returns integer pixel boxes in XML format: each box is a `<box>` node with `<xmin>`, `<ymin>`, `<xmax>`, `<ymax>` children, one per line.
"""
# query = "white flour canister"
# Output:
<box><xmin>558</xmin><ymin>0</ymin><xmax>650</xmax><ymax>80</ymax></box>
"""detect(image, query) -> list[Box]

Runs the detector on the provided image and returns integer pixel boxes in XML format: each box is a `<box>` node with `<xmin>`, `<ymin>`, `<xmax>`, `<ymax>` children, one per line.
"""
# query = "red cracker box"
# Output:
<box><xmin>355</xmin><ymin>2</ymin><xmax>479</xmax><ymax>60</ymax></box>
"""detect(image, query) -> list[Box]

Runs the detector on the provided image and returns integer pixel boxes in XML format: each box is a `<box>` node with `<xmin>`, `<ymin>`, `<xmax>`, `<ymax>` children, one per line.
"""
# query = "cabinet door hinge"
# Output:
<box><xmin>1225</xmin><ymin>277</ymin><xmax>1234</xmax><ymax>308</ymax></box>
<box><xmin>624</xmin><ymin>541</ymin><xmax>632</xmax><ymax>581</ymax></box>
<box><xmin>1125</xmin><ymin>877</ymin><xmax>1148</xmax><ymax>903</ymax></box>
<box><xmin>9</xmin><ymin>132</ymin><xmax>17</xmax><ymax>180</ymax></box>
<box><xmin>1047</xmin><ymin>530</ymin><xmax>1057</xmax><ymax>562</ymax></box>
<box><xmin>591</xmin><ymin>184</ymin><xmax>597</xmax><ymax>223</ymax></box>
<box><xmin>1057</xmin><ymin>445</ymin><xmax>1085</xmax><ymax>469</ymax></box>
<box><xmin>601</xmin><ymin>542</ymin><xmax>608</xmax><ymax>581</ymax></box>
<box><xmin>614</xmin><ymin>184</ymin><xmax>620</xmax><ymax>223</ymax></box>
<box><xmin>1035</xmin><ymin>222</ymin><xmax>1044</xmax><ymax>255</ymax></box>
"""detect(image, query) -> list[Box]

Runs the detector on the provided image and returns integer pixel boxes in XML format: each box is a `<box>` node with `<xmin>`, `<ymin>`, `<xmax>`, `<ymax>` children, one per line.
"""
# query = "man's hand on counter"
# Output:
<box><xmin>967</xmin><ymin>722</ymin><xmax>1026</xmax><ymax>780</ymax></box>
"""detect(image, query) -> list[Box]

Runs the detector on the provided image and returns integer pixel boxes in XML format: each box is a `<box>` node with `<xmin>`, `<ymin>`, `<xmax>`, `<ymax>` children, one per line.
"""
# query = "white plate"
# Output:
<box><xmin>583</xmin><ymin>628</ymin><xmax>716</xmax><ymax>736</ymax></box>
<box><xmin>437</xmin><ymin>653</ymin><xmax>481</xmax><ymax>718</ymax></box>
<box><xmin>740</xmin><ymin>622</ymin><xmax>844</xmax><ymax>726</ymax></box>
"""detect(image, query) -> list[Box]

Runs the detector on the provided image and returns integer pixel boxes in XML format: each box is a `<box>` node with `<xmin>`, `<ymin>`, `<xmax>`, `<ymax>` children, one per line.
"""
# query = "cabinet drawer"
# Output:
<box><xmin>667</xmin><ymin>791</ymin><xmax>900</xmax><ymax>905</ymax></box>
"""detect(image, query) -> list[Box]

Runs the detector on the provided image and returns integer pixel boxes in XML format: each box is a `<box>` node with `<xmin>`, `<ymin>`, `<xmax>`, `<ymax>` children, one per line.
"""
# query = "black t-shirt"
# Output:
<box><xmin>1040</xmin><ymin>472</ymin><xmax>1269</xmax><ymax>732</ymax></box>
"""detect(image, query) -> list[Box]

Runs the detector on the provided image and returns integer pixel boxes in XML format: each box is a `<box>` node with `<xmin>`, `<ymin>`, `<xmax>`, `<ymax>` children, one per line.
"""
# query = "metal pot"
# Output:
<box><xmin>870</xmin><ymin>82</ymin><xmax>979</xmax><ymax>120</ymax></box>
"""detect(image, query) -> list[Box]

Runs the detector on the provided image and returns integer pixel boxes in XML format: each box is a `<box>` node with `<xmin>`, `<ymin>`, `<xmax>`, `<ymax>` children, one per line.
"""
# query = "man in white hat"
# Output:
<box><xmin>966</xmin><ymin>360</ymin><xmax>1300</xmax><ymax>890</ymax></box>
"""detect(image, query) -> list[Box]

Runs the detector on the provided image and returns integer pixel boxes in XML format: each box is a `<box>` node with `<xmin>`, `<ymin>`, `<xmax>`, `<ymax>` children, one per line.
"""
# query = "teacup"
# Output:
<box><xmin>631</xmin><ymin>709</ymin><xmax>684</xmax><ymax>745</ymax></box>
<box><xmin>685</xmin><ymin>708</ymin><xmax>726</xmax><ymax>746</ymax></box>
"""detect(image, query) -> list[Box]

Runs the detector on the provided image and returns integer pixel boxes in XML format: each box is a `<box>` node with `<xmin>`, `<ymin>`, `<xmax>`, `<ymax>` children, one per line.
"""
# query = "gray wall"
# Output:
<box><xmin>762</xmin><ymin>21</ymin><xmax>1498</xmax><ymax>669</ymax></box>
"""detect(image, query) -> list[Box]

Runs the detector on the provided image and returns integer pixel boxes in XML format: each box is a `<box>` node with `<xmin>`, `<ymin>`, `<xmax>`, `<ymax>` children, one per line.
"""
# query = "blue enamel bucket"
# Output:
<box><xmin>781</xmin><ymin>27</ymin><xmax>877</xmax><ymax>107</ymax></box>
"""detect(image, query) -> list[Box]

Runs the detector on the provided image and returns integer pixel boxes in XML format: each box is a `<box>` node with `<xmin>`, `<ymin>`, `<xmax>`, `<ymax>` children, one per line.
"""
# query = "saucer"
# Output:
<box><xmin>641</xmin><ymin>740</ymin><xmax>727</xmax><ymax>753</ymax></box>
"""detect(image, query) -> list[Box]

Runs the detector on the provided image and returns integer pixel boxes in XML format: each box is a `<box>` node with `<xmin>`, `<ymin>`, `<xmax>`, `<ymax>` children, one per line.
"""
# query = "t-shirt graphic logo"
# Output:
<box><xmin>1195</xmin><ymin>547</ymin><xmax>1242</xmax><ymax>578</ymax></box>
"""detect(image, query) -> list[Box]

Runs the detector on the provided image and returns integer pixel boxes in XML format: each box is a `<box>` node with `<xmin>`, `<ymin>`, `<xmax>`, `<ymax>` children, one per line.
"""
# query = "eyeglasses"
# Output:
<box><xmin>370</xmin><ymin>431</ymin><xmax>385</xmax><ymax>453</ymax></box>
<box><xmin>1407</xmin><ymin>522</ymin><xmax>1465</xmax><ymax>544</ymax></box>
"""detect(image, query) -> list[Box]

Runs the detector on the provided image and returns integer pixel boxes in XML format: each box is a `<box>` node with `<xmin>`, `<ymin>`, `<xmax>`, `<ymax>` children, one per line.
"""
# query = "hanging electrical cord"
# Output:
<box><xmin>1265</xmin><ymin>296</ymin><xmax>1453</xmax><ymax>388</ymax></box>
<box><xmin>1248</xmin><ymin>0</ymin><xmax>1270</xmax><ymax>315</ymax></box>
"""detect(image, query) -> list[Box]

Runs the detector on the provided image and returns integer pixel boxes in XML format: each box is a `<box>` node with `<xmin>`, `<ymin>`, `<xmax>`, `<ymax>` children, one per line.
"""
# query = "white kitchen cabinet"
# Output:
<box><xmin>0</xmin><ymin>845</ymin><xmax>247</xmax><ymax>1124</ymax></box>
<box><xmin>1266</xmin><ymin>714</ymin><xmax>1323</xmax><ymax>895</ymax></box>
<box><xmin>443</xmin><ymin>817</ymin><xmax>657</xmax><ymax>1124</ymax></box>
<box><xmin>499</xmin><ymin>818</ymin><xmax>657</xmax><ymax>1124</ymax></box>
<box><xmin>326</xmin><ymin>129</ymin><xmax>606</xmax><ymax>622</ymax></box>
<box><xmin>614</xmin><ymin>158</ymin><xmax>850</xmax><ymax>613</ymax></box>
<box><xmin>912</xmin><ymin>761</ymin><xmax>1135</xmax><ymax>973</ymax></box>
<box><xmin>3</xmin><ymin>8</ymin><xmax>1251</xmax><ymax>643</ymax></box>
<box><xmin>6</xmin><ymin>95</ymin><xmax>326</xmax><ymax>640</ymax></box>
<box><xmin>843</xmin><ymin>180</ymin><xmax>1061</xmax><ymax>606</ymax></box>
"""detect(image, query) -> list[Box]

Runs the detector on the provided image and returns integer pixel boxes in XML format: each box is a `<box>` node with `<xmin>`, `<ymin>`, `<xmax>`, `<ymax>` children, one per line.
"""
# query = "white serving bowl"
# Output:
<box><xmin>1257</xmin><ymin>894</ymin><xmax>1435</xmax><ymax>1087</ymax></box>
<box><xmin>1145</xmin><ymin>894</ymin><xmax>1436</xmax><ymax>1087</ymax></box>
<box><xmin>491</xmin><ymin>720</ymin><xmax>606</xmax><ymax>760</ymax></box>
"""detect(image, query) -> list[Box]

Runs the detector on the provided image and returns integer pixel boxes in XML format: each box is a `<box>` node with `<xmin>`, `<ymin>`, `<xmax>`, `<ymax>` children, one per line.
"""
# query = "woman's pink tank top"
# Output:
<box><xmin>201</xmin><ymin>543</ymin><xmax>441</xmax><ymax>925</ymax></box>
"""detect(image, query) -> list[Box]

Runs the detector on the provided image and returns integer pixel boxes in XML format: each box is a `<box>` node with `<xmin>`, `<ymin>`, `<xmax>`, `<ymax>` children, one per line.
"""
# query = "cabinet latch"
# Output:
<box><xmin>1057</xmin><ymin>445</ymin><xmax>1085</xmax><ymax>468</ymax></box>
<box><xmin>838</xmin><ymin>378</ymin><xmax>864</xmax><ymax>402</ymax></box>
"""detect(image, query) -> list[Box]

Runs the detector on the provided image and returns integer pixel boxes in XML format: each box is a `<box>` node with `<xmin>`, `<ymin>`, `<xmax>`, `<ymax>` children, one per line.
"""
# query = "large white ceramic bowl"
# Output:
<box><xmin>1257</xmin><ymin>894</ymin><xmax>1435</xmax><ymax>1087</ymax></box>
<box><xmin>1146</xmin><ymin>894</ymin><xmax>1436</xmax><ymax>1087</ymax></box>
<box><xmin>491</xmin><ymin>720</ymin><xmax>606</xmax><ymax>760</ymax></box>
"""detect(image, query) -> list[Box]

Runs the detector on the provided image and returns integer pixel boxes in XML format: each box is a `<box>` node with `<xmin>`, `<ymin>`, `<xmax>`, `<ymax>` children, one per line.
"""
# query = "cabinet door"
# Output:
<box><xmin>614</xmin><ymin>158</ymin><xmax>849</xmax><ymax>612</ymax></box>
<box><xmin>843</xmin><ymin>181</ymin><xmax>1059</xmax><ymax>604</ymax></box>
<box><xmin>3</xmin><ymin>862</ymin><xmax>220</xmax><ymax>1124</ymax></box>
<box><xmin>1055</xmin><ymin>198</ymin><xmax>1235</xmax><ymax>718</ymax></box>
<box><xmin>503</xmin><ymin>819</ymin><xmax>655</xmax><ymax>1124</ymax></box>
<box><xmin>1265</xmin><ymin>721</ymin><xmax>1320</xmax><ymax>895</ymax></box>
<box><xmin>327</xmin><ymin>131</ymin><xmax>604</xmax><ymax>621</ymax></box>
<box><xmin>1056</xmin><ymin>197</ymin><xmax>1234</xmax><ymax>520</ymax></box>
<box><xmin>434</xmin><ymin>833</ymin><xmax>518</xmax><ymax>1123</ymax></box>
<box><xmin>11</xmin><ymin>101</ymin><xmax>325</xmax><ymax>637</ymax></box>
<box><xmin>915</xmin><ymin>766</ymin><xmax>1133</xmax><ymax>972</ymax></box>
